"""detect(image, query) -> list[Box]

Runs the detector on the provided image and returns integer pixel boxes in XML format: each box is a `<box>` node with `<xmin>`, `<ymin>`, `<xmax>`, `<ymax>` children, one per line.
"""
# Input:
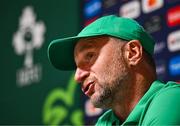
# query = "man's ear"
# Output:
<box><xmin>124</xmin><ymin>40</ymin><xmax>143</xmax><ymax>66</ymax></box>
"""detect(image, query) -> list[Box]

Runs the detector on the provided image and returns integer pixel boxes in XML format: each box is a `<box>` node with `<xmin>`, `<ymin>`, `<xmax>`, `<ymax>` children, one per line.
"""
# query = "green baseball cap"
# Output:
<box><xmin>48</xmin><ymin>15</ymin><xmax>155</xmax><ymax>70</ymax></box>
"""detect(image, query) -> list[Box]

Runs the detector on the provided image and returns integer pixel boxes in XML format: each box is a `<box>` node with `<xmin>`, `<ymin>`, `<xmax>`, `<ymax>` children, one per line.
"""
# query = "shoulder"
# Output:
<box><xmin>156</xmin><ymin>81</ymin><xmax>180</xmax><ymax>100</ymax></box>
<box><xmin>153</xmin><ymin>81</ymin><xmax>180</xmax><ymax>107</ymax></box>
<box><xmin>142</xmin><ymin>81</ymin><xmax>180</xmax><ymax>125</ymax></box>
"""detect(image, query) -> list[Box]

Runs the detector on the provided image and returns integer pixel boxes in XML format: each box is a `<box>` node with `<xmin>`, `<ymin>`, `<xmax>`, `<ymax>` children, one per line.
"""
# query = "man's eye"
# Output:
<box><xmin>85</xmin><ymin>52</ymin><xmax>95</xmax><ymax>61</ymax></box>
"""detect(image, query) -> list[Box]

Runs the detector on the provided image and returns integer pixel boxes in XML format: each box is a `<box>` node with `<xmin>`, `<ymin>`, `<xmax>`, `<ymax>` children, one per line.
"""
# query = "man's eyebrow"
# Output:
<box><xmin>77</xmin><ymin>40</ymin><xmax>96</xmax><ymax>52</ymax></box>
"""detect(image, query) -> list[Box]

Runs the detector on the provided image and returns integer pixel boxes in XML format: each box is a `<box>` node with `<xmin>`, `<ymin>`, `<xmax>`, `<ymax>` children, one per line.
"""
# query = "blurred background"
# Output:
<box><xmin>0</xmin><ymin>0</ymin><xmax>179</xmax><ymax>125</ymax></box>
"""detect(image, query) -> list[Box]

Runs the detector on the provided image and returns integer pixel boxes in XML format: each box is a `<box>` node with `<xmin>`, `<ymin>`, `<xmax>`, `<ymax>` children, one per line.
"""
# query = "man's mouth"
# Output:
<box><xmin>82</xmin><ymin>81</ymin><xmax>95</xmax><ymax>97</ymax></box>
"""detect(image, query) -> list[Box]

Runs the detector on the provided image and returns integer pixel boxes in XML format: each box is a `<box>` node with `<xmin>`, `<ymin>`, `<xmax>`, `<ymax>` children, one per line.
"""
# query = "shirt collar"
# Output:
<box><xmin>122</xmin><ymin>80</ymin><xmax>164</xmax><ymax>125</ymax></box>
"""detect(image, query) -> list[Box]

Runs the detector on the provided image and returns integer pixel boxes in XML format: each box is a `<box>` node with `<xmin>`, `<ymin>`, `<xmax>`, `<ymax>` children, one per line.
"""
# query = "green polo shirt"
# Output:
<box><xmin>96</xmin><ymin>80</ymin><xmax>180</xmax><ymax>126</ymax></box>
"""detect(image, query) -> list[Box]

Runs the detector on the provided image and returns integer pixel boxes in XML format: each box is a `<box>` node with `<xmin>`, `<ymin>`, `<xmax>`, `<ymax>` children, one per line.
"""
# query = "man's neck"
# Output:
<box><xmin>112</xmin><ymin>72</ymin><xmax>155</xmax><ymax>122</ymax></box>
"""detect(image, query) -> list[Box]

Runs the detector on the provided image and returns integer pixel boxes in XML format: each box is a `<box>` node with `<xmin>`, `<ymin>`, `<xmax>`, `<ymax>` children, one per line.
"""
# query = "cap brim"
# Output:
<box><xmin>48</xmin><ymin>33</ymin><xmax>108</xmax><ymax>70</ymax></box>
<box><xmin>48</xmin><ymin>36</ymin><xmax>79</xmax><ymax>70</ymax></box>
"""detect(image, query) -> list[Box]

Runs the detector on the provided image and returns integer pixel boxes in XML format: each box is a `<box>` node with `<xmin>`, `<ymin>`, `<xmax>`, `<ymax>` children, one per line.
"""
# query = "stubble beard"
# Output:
<box><xmin>91</xmin><ymin>57</ymin><xmax>129</xmax><ymax>108</ymax></box>
<box><xmin>91</xmin><ymin>70</ymin><xmax>129</xmax><ymax>109</ymax></box>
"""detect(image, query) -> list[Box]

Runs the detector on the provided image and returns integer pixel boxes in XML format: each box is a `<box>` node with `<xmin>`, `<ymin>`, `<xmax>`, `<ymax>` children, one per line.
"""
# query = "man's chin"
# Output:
<box><xmin>90</xmin><ymin>95</ymin><xmax>103</xmax><ymax>108</ymax></box>
<box><xmin>91</xmin><ymin>101</ymin><xmax>104</xmax><ymax>108</ymax></box>
<box><xmin>90</xmin><ymin>95</ymin><xmax>111</xmax><ymax>109</ymax></box>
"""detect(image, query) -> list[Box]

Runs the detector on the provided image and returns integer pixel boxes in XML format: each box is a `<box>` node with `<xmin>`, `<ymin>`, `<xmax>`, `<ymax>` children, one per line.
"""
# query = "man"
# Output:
<box><xmin>48</xmin><ymin>15</ymin><xmax>180</xmax><ymax>125</ymax></box>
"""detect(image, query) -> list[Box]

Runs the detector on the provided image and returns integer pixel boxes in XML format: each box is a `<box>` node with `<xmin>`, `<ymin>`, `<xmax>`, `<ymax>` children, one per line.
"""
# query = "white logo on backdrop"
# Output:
<box><xmin>12</xmin><ymin>6</ymin><xmax>46</xmax><ymax>87</ymax></box>
<box><xmin>142</xmin><ymin>0</ymin><xmax>163</xmax><ymax>13</ymax></box>
<box><xmin>167</xmin><ymin>30</ymin><xmax>180</xmax><ymax>52</ymax></box>
<box><xmin>119</xmin><ymin>1</ymin><xmax>140</xmax><ymax>19</ymax></box>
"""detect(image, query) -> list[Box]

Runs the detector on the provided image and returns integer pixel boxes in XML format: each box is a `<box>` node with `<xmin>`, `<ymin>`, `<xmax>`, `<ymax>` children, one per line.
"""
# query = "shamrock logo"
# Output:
<box><xmin>43</xmin><ymin>74</ymin><xmax>83</xmax><ymax>125</ymax></box>
<box><xmin>13</xmin><ymin>6</ymin><xmax>46</xmax><ymax>68</ymax></box>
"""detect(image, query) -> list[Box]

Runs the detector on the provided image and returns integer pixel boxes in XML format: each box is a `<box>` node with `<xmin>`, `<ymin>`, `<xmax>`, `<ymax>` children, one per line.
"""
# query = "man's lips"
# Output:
<box><xmin>82</xmin><ymin>81</ymin><xmax>95</xmax><ymax>97</ymax></box>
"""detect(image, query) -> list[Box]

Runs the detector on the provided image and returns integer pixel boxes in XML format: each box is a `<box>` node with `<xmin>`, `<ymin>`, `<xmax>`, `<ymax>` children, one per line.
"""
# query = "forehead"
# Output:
<box><xmin>74</xmin><ymin>36</ymin><xmax>109</xmax><ymax>53</ymax></box>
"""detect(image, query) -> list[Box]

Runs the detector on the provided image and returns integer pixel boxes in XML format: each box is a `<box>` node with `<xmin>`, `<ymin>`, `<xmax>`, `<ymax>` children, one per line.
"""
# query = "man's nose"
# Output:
<box><xmin>74</xmin><ymin>67</ymin><xmax>90</xmax><ymax>83</ymax></box>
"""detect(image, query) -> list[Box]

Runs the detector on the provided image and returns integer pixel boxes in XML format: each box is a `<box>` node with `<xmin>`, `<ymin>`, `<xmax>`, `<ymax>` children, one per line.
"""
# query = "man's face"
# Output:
<box><xmin>74</xmin><ymin>36</ymin><xmax>130</xmax><ymax>108</ymax></box>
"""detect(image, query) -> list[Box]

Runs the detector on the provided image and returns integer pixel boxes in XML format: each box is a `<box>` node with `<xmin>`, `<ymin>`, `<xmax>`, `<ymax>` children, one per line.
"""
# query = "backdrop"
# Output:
<box><xmin>0</xmin><ymin>0</ymin><xmax>179</xmax><ymax>125</ymax></box>
<box><xmin>0</xmin><ymin>0</ymin><xmax>84</xmax><ymax>125</ymax></box>
<box><xmin>82</xmin><ymin>0</ymin><xmax>180</xmax><ymax>124</ymax></box>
